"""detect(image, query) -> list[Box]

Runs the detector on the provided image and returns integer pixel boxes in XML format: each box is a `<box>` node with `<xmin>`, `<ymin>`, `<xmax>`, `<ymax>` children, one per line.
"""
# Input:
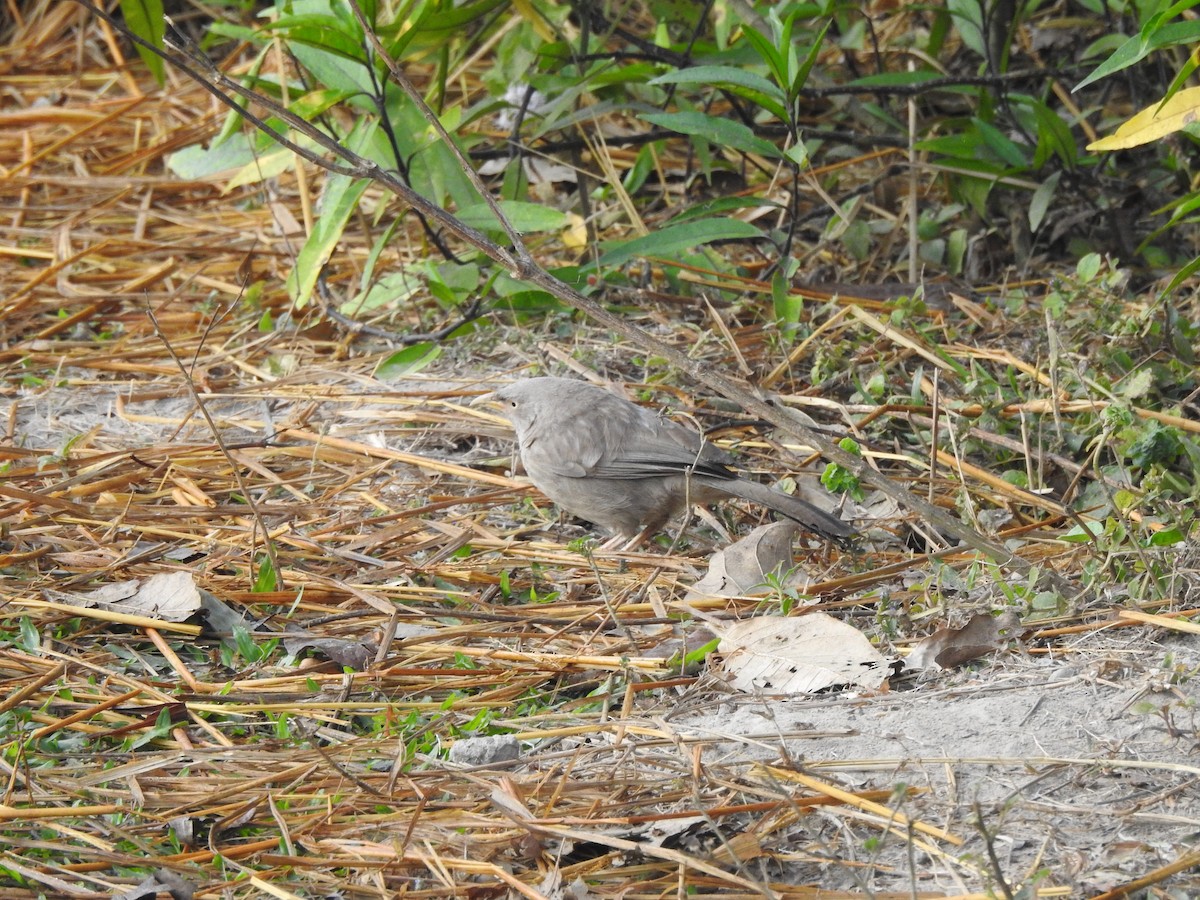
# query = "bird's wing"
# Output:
<box><xmin>520</xmin><ymin>382</ymin><xmax>736</xmax><ymax>481</ymax></box>
<box><xmin>587</xmin><ymin>412</ymin><xmax>739</xmax><ymax>481</ymax></box>
<box><xmin>516</xmin><ymin>387</ymin><xmax>645</xmax><ymax>478</ymax></box>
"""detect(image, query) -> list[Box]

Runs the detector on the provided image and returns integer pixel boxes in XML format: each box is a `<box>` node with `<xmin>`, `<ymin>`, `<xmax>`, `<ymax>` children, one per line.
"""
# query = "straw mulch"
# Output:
<box><xmin>2</xmin><ymin>4</ymin><xmax>1199</xmax><ymax>899</ymax></box>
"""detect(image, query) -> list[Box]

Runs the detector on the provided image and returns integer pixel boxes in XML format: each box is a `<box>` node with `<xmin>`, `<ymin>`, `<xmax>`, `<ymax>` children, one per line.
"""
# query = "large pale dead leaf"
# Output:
<box><xmin>45</xmin><ymin>580</ymin><xmax>139</xmax><ymax>607</ymax></box>
<box><xmin>715</xmin><ymin>612</ymin><xmax>890</xmax><ymax>694</ymax></box>
<box><xmin>685</xmin><ymin>521</ymin><xmax>798</xmax><ymax>600</ymax></box>
<box><xmin>47</xmin><ymin>572</ymin><xmax>202</xmax><ymax>622</ymax></box>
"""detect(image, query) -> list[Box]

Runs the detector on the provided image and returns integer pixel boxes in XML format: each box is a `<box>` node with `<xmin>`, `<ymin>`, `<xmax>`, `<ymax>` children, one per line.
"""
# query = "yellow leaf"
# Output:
<box><xmin>561</xmin><ymin>212</ymin><xmax>588</xmax><ymax>250</ymax></box>
<box><xmin>1088</xmin><ymin>86</ymin><xmax>1200</xmax><ymax>151</ymax></box>
<box><xmin>511</xmin><ymin>0</ymin><xmax>556</xmax><ymax>41</ymax></box>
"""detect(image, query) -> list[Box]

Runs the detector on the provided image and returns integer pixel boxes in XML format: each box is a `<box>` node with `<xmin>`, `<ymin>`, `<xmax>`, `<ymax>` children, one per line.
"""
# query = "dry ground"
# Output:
<box><xmin>1</xmin><ymin>6</ymin><xmax>1198</xmax><ymax>900</ymax></box>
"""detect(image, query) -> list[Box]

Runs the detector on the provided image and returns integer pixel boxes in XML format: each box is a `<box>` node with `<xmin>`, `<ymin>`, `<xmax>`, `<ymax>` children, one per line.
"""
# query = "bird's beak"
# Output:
<box><xmin>471</xmin><ymin>392</ymin><xmax>511</xmax><ymax>423</ymax></box>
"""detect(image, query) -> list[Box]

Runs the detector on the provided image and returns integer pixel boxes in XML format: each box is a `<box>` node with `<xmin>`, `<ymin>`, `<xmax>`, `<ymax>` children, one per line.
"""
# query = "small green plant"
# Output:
<box><xmin>125</xmin><ymin>706</ymin><xmax>176</xmax><ymax>751</ymax></box>
<box><xmin>17</xmin><ymin>616</ymin><xmax>40</xmax><ymax>654</ymax></box>
<box><xmin>221</xmin><ymin>624</ymin><xmax>280</xmax><ymax>668</ymax></box>
<box><xmin>761</xmin><ymin>568</ymin><xmax>806</xmax><ymax>615</ymax></box>
<box><xmin>266</xmin><ymin>711</ymin><xmax>293</xmax><ymax>740</ymax></box>
<box><xmin>821</xmin><ymin>437</ymin><xmax>865</xmax><ymax>501</ymax></box>
<box><xmin>252</xmin><ymin>554</ymin><xmax>279</xmax><ymax>592</ymax></box>
<box><xmin>672</xmin><ymin>637</ymin><xmax>720</xmax><ymax>674</ymax></box>
<box><xmin>498</xmin><ymin>567</ymin><xmax>560</xmax><ymax>604</ymax></box>
<box><xmin>1155</xmin><ymin>652</ymin><xmax>1200</xmax><ymax>690</ymax></box>
<box><xmin>454</xmin><ymin>707</ymin><xmax>511</xmax><ymax>738</ymax></box>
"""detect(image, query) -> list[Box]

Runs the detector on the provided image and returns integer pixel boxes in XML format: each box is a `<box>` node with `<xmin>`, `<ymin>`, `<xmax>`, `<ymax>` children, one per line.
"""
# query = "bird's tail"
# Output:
<box><xmin>719</xmin><ymin>478</ymin><xmax>855</xmax><ymax>541</ymax></box>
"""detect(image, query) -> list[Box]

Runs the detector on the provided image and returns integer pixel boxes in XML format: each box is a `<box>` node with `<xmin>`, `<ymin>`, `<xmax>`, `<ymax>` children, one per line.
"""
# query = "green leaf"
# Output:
<box><xmin>384</xmin><ymin>2</ymin><xmax>428</xmax><ymax>60</ymax></box>
<box><xmin>640</xmin><ymin>111</ymin><xmax>780</xmax><ymax>157</ymax></box>
<box><xmin>426</xmin><ymin>261</ymin><xmax>480</xmax><ymax>307</ymax></box>
<box><xmin>1059</xmin><ymin>521</ymin><xmax>1104</xmax><ymax>542</ymax></box>
<box><xmin>597</xmin><ymin>218</ymin><xmax>762</xmax><ymax>267</ymax></box>
<box><xmin>773</xmin><ymin>270</ymin><xmax>802</xmax><ymax>326</ymax></box>
<box><xmin>353</xmin><ymin>271</ymin><xmax>421</xmax><ymax>313</ymax></box>
<box><xmin>453</xmin><ymin>200</ymin><xmax>569</xmax><ymax>234</ymax></box>
<box><xmin>1080</xmin><ymin>32</ymin><xmax>1128</xmax><ymax>61</ymax></box>
<box><xmin>975</xmin><ymin>119</ymin><xmax>1028</xmax><ymax>167</ymax></box>
<box><xmin>225</xmin><ymin>146</ymin><xmax>296</xmax><ymax>191</ymax></box>
<box><xmin>287</xmin><ymin>121</ymin><xmax>377</xmax><ymax>307</ymax></box>
<box><xmin>1141</xmin><ymin>190</ymin><xmax>1200</xmax><ymax>250</ymax></box>
<box><xmin>784</xmin><ymin>141</ymin><xmax>809</xmax><ymax>167</ymax></box>
<box><xmin>1126</xmin><ymin>422</ymin><xmax>1183</xmax><ymax>468</ymax></box>
<box><xmin>585</xmin><ymin>62</ymin><xmax>658</xmax><ymax>91</ymax></box>
<box><xmin>849</xmin><ymin>70</ymin><xmax>944</xmax><ymax>87</ymax></box>
<box><xmin>1069</xmin><ymin>6</ymin><xmax>1200</xmax><ymax>94</ymax></box>
<box><xmin>232</xmin><ymin>624</ymin><xmax>259</xmax><ymax>662</ymax></box>
<box><xmin>496</xmin><ymin>290</ymin><xmax>567</xmax><ymax>315</ymax></box>
<box><xmin>1032</xmin><ymin>102</ymin><xmax>1077</xmax><ymax>167</ymax></box>
<box><xmin>842</xmin><ymin>219</ymin><xmax>870</xmax><ymax>261</ymax></box>
<box><xmin>737</xmin><ymin>24</ymin><xmax>787</xmax><ymax>90</ymax></box>
<box><xmin>1148</xmin><ymin>525</ymin><xmax>1185</xmax><ymax>546</ymax></box>
<box><xmin>376</xmin><ymin>343</ymin><xmax>443</xmax><ymax>380</ymax></box>
<box><xmin>649</xmin><ymin>66</ymin><xmax>788</xmax><ymax>118</ymax></box>
<box><xmin>210</xmin><ymin>46</ymin><xmax>269</xmax><ymax>148</ymax></box>
<box><xmin>679</xmin><ymin>638</ymin><xmax>720</xmax><ymax>670</ymax></box>
<box><xmin>1028</xmin><ymin>171</ymin><xmax>1061</xmax><ymax>232</ymax></box>
<box><xmin>649</xmin><ymin>65</ymin><xmax>783</xmax><ymax>98</ymax></box>
<box><xmin>432</xmin><ymin>261</ymin><xmax>481</xmax><ymax>295</ymax></box>
<box><xmin>253</xmin><ymin>557</ymin><xmax>279</xmax><ymax>593</ymax></box>
<box><xmin>345</xmin><ymin>0</ymin><xmax>376</xmax><ymax>28</ymax></box>
<box><xmin>289</xmin><ymin>88</ymin><xmax>358</xmax><ymax>121</ymax></box>
<box><xmin>1158</xmin><ymin>251</ymin><xmax>1200</xmax><ymax>300</ymax></box>
<box><xmin>1075</xmin><ymin>32</ymin><xmax>1149</xmax><ymax>91</ymax></box>
<box><xmin>1162</xmin><ymin>45</ymin><xmax>1200</xmax><ymax>107</ymax></box>
<box><xmin>289</xmin><ymin>41</ymin><xmax>373</xmax><ymax>98</ymax></box>
<box><xmin>669</xmin><ymin>196</ymin><xmax>781</xmax><ymax>224</ymax></box>
<box><xmin>130</xmin><ymin>707</ymin><xmax>176</xmax><ymax>750</ymax></box>
<box><xmin>167</xmin><ymin>132</ymin><xmax>255</xmax><ymax>179</ymax></box>
<box><xmin>916</xmin><ymin>130</ymin><xmax>988</xmax><ymax>160</ymax></box>
<box><xmin>946</xmin><ymin>0</ymin><xmax>986</xmax><ymax>58</ymax></box>
<box><xmin>946</xmin><ymin>227</ymin><xmax>967</xmax><ymax>275</ymax></box>
<box><xmin>264</xmin><ymin>14</ymin><xmax>366</xmax><ymax>64</ymax></box>
<box><xmin>360</xmin><ymin>219</ymin><xmax>403</xmax><ymax>293</ymax></box>
<box><xmin>1149</xmin><ymin>18</ymin><xmax>1200</xmax><ymax>51</ymax></box>
<box><xmin>206</xmin><ymin>21</ymin><xmax>259</xmax><ymax>43</ymax></box>
<box><xmin>1076</xmin><ymin>252</ymin><xmax>1102</xmax><ymax>282</ymax></box>
<box><xmin>791</xmin><ymin>20</ymin><xmax>831</xmax><ymax>96</ymax></box>
<box><xmin>18</xmin><ymin>616</ymin><xmax>39</xmax><ymax>653</ymax></box>
<box><xmin>530</xmin><ymin>97</ymin><xmax>624</xmax><ymax>139</ymax></box>
<box><xmin>410</xmin><ymin>0</ymin><xmax>507</xmax><ymax>32</ymax></box>
<box><xmin>120</xmin><ymin>0</ymin><xmax>165</xmax><ymax>84</ymax></box>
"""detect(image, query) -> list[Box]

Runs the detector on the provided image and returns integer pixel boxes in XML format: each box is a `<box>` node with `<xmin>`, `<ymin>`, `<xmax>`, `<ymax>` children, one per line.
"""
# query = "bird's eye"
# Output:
<box><xmin>510</xmin><ymin>400</ymin><xmax>518</xmax><ymax>408</ymax></box>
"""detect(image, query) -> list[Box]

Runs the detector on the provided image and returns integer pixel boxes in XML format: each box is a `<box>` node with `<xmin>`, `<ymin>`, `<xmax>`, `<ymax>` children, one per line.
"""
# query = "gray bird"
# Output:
<box><xmin>481</xmin><ymin>377</ymin><xmax>853</xmax><ymax>544</ymax></box>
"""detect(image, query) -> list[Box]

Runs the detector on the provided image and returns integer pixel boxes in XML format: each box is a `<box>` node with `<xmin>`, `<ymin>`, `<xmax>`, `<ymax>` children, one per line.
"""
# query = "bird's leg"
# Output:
<box><xmin>598</xmin><ymin>533</ymin><xmax>626</xmax><ymax>551</ymax></box>
<box><xmin>694</xmin><ymin>506</ymin><xmax>733</xmax><ymax>542</ymax></box>
<box><xmin>617</xmin><ymin>525</ymin><xmax>656</xmax><ymax>552</ymax></box>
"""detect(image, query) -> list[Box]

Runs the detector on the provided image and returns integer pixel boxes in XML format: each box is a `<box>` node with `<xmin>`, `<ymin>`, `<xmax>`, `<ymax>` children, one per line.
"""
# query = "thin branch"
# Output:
<box><xmin>146</xmin><ymin>301</ymin><xmax>282</xmax><ymax>589</ymax></box>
